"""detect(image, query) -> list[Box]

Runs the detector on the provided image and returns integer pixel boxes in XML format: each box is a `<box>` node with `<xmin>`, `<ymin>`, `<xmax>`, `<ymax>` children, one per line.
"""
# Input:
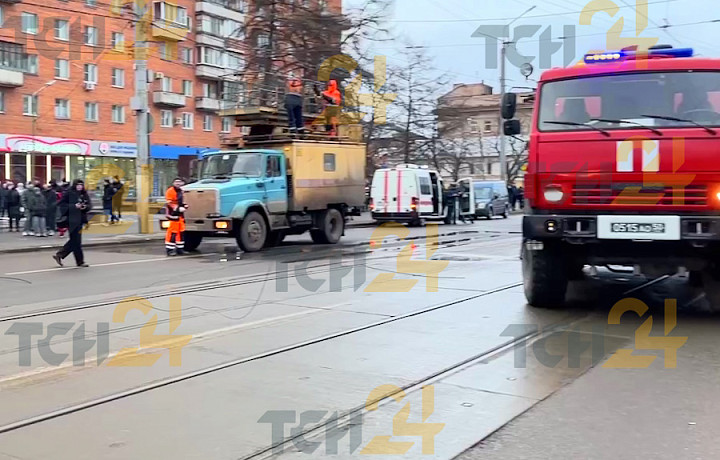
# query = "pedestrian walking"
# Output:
<box><xmin>44</xmin><ymin>183</ymin><xmax>58</xmax><ymax>235</ymax></box>
<box><xmin>508</xmin><ymin>183</ymin><xmax>517</xmax><ymax>211</ymax></box>
<box><xmin>517</xmin><ymin>186</ymin><xmax>525</xmax><ymax>210</ymax></box>
<box><xmin>111</xmin><ymin>176</ymin><xmax>123</xmax><ymax>221</ymax></box>
<box><xmin>57</xmin><ymin>179</ymin><xmax>69</xmax><ymax>237</ymax></box>
<box><xmin>165</xmin><ymin>178</ymin><xmax>187</xmax><ymax>256</ymax></box>
<box><xmin>6</xmin><ymin>183</ymin><xmax>22</xmax><ymax>232</ymax></box>
<box><xmin>102</xmin><ymin>179</ymin><xmax>118</xmax><ymax>225</ymax></box>
<box><xmin>53</xmin><ymin>179</ymin><xmax>91</xmax><ymax>267</ymax></box>
<box><xmin>26</xmin><ymin>184</ymin><xmax>47</xmax><ymax>237</ymax></box>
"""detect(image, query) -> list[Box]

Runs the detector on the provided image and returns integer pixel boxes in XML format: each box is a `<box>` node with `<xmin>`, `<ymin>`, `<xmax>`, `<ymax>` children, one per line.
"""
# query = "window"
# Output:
<box><xmin>182</xmin><ymin>80</ymin><xmax>192</xmax><ymax>96</ymax></box>
<box><xmin>83</xmin><ymin>63</ymin><xmax>97</xmax><ymax>83</ymax></box>
<box><xmin>0</xmin><ymin>7</ymin><xmax>3</xmax><ymax>28</ymax></box>
<box><xmin>21</xmin><ymin>13</ymin><xmax>38</xmax><ymax>34</ymax></box>
<box><xmin>323</xmin><ymin>153</ymin><xmax>335</xmax><ymax>171</ymax></box>
<box><xmin>111</xmin><ymin>68</ymin><xmax>125</xmax><ymax>87</ymax></box>
<box><xmin>111</xmin><ymin>32</ymin><xmax>124</xmax><ymax>51</ymax></box>
<box><xmin>84</xmin><ymin>26</ymin><xmax>98</xmax><ymax>46</ymax></box>
<box><xmin>419</xmin><ymin>176</ymin><xmax>432</xmax><ymax>195</ymax></box>
<box><xmin>257</xmin><ymin>33</ymin><xmax>270</xmax><ymax>48</ymax></box>
<box><xmin>160</xmin><ymin>109</ymin><xmax>173</xmax><ymax>127</ymax></box>
<box><xmin>203</xmin><ymin>115</ymin><xmax>212</xmax><ymax>131</ymax></box>
<box><xmin>112</xmin><ymin>105</ymin><xmax>125</xmax><ymax>123</ymax></box>
<box><xmin>227</xmin><ymin>53</ymin><xmax>244</xmax><ymax>71</ymax></box>
<box><xmin>54</xmin><ymin>59</ymin><xmax>69</xmax><ymax>79</ymax></box>
<box><xmin>55</xmin><ymin>19</ymin><xmax>69</xmax><ymax>41</ymax></box>
<box><xmin>0</xmin><ymin>91</ymin><xmax>5</xmax><ymax>113</ymax></box>
<box><xmin>203</xmin><ymin>82</ymin><xmax>218</xmax><ymax>99</ymax></box>
<box><xmin>483</xmin><ymin>120</ymin><xmax>492</xmax><ymax>133</ymax></box>
<box><xmin>180</xmin><ymin>47</ymin><xmax>192</xmax><ymax>64</ymax></box>
<box><xmin>154</xmin><ymin>2</ymin><xmax>189</xmax><ymax>27</ymax></box>
<box><xmin>157</xmin><ymin>42</ymin><xmax>174</xmax><ymax>60</ymax></box>
<box><xmin>23</xmin><ymin>94</ymin><xmax>38</xmax><ymax>116</ymax></box>
<box><xmin>266</xmin><ymin>156</ymin><xmax>281</xmax><ymax>177</ymax></box>
<box><xmin>26</xmin><ymin>55</ymin><xmax>38</xmax><ymax>74</ymax></box>
<box><xmin>55</xmin><ymin>99</ymin><xmax>70</xmax><ymax>119</ymax></box>
<box><xmin>85</xmin><ymin>0</ymin><xmax>97</xmax><ymax>6</ymax></box>
<box><xmin>85</xmin><ymin>102</ymin><xmax>98</xmax><ymax>122</ymax></box>
<box><xmin>221</xmin><ymin>117</ymin><xmax>231</xmax><ymax>133</ymax></box>
<box><xmin>161</xmin><ymin>76</ymin><xmax>172</xmax><ymax>92</ymax></box>
<box><xmin>197</xmin><ymin>47</ymin><xmax>223</xmax><ymax>67</ymax></box>
<box><xmin>181</xmin><ymin>112</ymin><xmax>193</xmax><ymax>129</ymax></box>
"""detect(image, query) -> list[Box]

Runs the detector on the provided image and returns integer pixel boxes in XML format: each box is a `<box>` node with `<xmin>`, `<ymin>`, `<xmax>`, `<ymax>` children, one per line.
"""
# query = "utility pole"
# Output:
<box><xmin>133</xmin><ymin>0</ymin><xmax>151</xmax><ymax>234</ymax></box>
<box><xmin>498</xmin><ymin>5</ymin><xmax>535</xmax><ymax>184</ymax></box>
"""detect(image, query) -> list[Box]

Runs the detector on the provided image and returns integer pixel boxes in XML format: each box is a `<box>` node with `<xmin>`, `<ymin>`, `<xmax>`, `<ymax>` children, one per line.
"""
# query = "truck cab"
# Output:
<box><xmin>506</xmin><ymin>46</ymin><xmax>720</xmax><ymax>308</ymax></box>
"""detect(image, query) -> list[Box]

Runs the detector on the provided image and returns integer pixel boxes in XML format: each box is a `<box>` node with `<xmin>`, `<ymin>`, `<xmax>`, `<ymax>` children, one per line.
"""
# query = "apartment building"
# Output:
<box><xmin>0</xmin><ymin>0</ymin><xmax>263</xmax><ymax>197</ymax></box>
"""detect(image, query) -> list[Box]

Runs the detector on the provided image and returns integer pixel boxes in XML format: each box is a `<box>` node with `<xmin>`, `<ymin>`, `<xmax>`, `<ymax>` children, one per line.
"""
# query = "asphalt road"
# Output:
<box><xmin>0</xmin><ymin>215</ymin><xmax>718</xmax><ymax>460</ymax></box>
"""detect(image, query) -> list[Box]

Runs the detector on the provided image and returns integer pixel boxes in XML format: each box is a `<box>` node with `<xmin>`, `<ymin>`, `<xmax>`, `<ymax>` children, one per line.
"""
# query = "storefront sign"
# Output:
<box><xmin>0</xmin><ymin>135</ymin><xmax>137</xmax><ymax>158</ymax></box>
<box><xmin>0</xmin><ymin>135</ymin><xmax>90</xmax><ymax>155</ymax></box>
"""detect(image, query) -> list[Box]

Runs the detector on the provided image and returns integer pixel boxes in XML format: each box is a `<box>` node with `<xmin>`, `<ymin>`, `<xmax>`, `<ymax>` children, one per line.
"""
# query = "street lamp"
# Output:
<box><xmin>498</xmin><ymin>6</ymin><xmax>535</xmax><ymax>183</ymax></box>
<box><xmin>28</xmin><ymin>80</ymin><xmax>56</xmax><ymax>182</ymax></box>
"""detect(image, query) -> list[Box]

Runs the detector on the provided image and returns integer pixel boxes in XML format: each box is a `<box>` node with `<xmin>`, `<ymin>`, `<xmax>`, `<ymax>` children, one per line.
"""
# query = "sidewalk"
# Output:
<box><xmin>0</xmin><ymin>212</ymin><xmax>376</xmax><ymax>254</ymax></box>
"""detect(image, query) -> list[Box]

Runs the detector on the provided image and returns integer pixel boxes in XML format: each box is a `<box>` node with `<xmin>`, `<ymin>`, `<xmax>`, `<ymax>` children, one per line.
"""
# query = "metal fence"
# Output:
<box><xmin>222</xmin><ymin>83</ymin><xmax>325</xmax><ymax>114</ymax></box>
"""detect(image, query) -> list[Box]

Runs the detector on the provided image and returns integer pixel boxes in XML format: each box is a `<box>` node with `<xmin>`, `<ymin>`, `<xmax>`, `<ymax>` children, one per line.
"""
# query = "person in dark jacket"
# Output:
<box><xmin>44</xmin><ymin>183</ymin><xmax>58</xmax><ymax>235</ymax></box>
<box><xmin>53</xmin><ymin>179</ymin><xmax>91</xmax><ymax>267</ymax></box>
<box><xmin>26</xmin><ymin>184</ymin><xmax>47</xmax><ymax>237</ymax></box>
<box><xmin>102</xmin><ymin>178</ymin><xmax>118</xmax><ymax>225</ymax></box>
<box><xmin>111</xmin><ymin>176</ymin><xmax>123</xmax><ymax>221</ymax></box>
<box><xmin>0</xmin><ymin>182</ymin><xmax>8</xmax><ymax>219</ymax></box>
<box><xmin>6</xmin><ymin>183</ymin><xmax>22</xmax><ymax>232</ymax></box>
<box><xmin>444</xmin><ymin>184</ymin><xmax>458</xmax><ymax>225</ymax></box>
<box><xmin>57</xmin><ymin>179</ymin><xmax>70</xmax><ymax>237</ymax></box>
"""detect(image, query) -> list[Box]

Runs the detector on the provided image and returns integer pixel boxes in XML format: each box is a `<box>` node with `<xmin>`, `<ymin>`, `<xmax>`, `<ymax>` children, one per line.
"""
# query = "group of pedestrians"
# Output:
<box><xmin>0</xmin><ymin>179</ymin><xmax>68</xmax><ymax>236</ymax></box>
<box><xmin>507</xmin><ymin>183</ymin><xmax>525</xmax><ymax>210</ymax></box>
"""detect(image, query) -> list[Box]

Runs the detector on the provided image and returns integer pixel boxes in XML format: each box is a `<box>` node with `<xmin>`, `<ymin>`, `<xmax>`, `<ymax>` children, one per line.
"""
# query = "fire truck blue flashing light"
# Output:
<box><xmin>584</xmin><ymin>47</ymin><xmax>694</xmax><ymax>64</ymax></box>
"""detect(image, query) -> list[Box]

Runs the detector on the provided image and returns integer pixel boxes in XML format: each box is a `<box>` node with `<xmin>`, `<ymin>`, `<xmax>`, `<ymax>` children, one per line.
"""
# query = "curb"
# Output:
<box><xmin>0</xmin><ymin>221</ymin><xmax>377</xmax><ymax>254</ymax></box>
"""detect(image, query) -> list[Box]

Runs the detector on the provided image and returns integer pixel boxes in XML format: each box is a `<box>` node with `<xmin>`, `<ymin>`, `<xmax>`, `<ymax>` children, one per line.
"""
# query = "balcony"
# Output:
<box><xmin>0</xmin><ymin>68</ymin><xmax>23</xmax><ymax>87</ymax></box>
<box><xmin>151</xmin><ymin>18</ymin><xmax>191</xmax><ymax>41</ymax></box>
<box><xmin>196</xmin><ymin>1</ymin><xmax>245</xmax><ymax>23</ymax></box>
<box><xmin>0</xmin><ymin>48</ymin><xmax>28</xmax><ymax>86</ymax></box>
<box><xmin>153</xmin><ymin>91</ymin><xmax>187</xmax><ymax>107</ymax></box>
<box><xmin>195</xmin><ymin>96</ymin><xmax>221</xmax><ymax>111</ymax></box>
<box><xmin>196</xmin><ymin>64</ymin><xmax>228</xmax><ymax>80</ymax></box>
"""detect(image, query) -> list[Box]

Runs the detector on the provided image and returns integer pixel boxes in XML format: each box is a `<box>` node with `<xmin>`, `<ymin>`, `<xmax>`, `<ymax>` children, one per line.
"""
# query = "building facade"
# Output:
<box><xmin>436</xmin><ymin>82</ymin><xmax>534</xmax><ymax>182</ymax></box>
<box><xmin>0</xmin><ymin>0</ymin><xmax>340</xmax><ymax>198</ymax></box>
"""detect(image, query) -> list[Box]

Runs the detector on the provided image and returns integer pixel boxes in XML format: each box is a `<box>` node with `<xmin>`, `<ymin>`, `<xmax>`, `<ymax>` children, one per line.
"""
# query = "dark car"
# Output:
<box><xmin>473</xmin><ymin>181</ymin><xmax>510</xmax><ymax>219</ymax></box>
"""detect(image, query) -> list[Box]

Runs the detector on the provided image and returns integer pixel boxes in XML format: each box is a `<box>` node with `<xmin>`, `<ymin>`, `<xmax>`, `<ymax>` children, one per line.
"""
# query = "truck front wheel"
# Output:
<box><xmin>311</xmin><ymin>208</ymin><xmax>344</xmax><ymax>244</ymax></box>
<box><xmin>236</xmin><ymin>211</ymin><xmax>267</xmax><ymax>252</ymax></box>
<box><xmin>522</xmin><ymin>241</ymin><xmax>569</xmax><ymax>308</ymax></box>
<box><xmin>183</xmin><ymin>232</ymin><xmax>203</xmax><ymax>252</ymax></box>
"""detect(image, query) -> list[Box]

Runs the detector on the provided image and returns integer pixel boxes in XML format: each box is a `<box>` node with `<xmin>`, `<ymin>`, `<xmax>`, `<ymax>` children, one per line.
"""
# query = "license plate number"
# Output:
<box><xmin>611</xmin><ymin>223</ymin><xmax>665</xmax><ymax>234</ymax></box>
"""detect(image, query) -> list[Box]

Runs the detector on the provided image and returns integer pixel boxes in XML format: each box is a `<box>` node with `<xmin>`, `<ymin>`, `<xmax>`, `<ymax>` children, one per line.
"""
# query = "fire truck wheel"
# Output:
<box><xmin>522</xmin><ymin>242</ymin><xmax>568</xmax><ymax>308</ymax></box>
<box><xmin>236</xmin><ymin>212</ymin><xmax>267</xmax><ymax>252</ymax></box>
<box><xmin>183</xmin><ymin>232</ymin><xmax>203</xmax><ymax>252</ymax></box>
<box><xmin>701</xmin><ymin>269</ymin><xmax>720</xmax><ymax>310</ymax></box>
<box><xmin>264</xmin><ymin>230</ymin><xmax>285</xmax><ymax>248</ymax></box>
<box><xmin>312</xmin><ymin>208</ymin><xmax>344</xmax><ymax>244</ymax></box>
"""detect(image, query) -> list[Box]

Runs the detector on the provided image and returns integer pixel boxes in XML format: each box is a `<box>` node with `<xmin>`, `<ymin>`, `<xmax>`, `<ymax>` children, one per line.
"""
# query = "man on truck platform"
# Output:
<box><xmin>165</xmin><ymin>178</ymin><xmax>187</xmax><ymax>256</ymax></box>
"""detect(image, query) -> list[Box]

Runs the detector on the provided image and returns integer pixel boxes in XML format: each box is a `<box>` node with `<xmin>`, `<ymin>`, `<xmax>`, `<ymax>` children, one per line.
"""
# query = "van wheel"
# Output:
<box><xmin>487</xmin><ymin>208</ymin><xmax>494</xmax><ymax>220</ymax></box>
<box><xmin>522</xmin><ymin>241</ymin><xmax>568</xmax><ymax>308</ymax></box>
<box><xmin>502</xmin><ymin>205</ymin><xmax>509</xmax><ymax>219</ymax></box>
<box><xmin>311</xmin><ymin>208</ymin><xmax>344</xmax><ymax>244</ymax></box>
<box><xmin>236</xmin><ymin>211</ymin><xmax>267</xmax><ymax>252</ymax></box>
<box><xmin>184</xmin><ymin>232</ymin><xmax>203</xmax><ymax>252</ymax></box>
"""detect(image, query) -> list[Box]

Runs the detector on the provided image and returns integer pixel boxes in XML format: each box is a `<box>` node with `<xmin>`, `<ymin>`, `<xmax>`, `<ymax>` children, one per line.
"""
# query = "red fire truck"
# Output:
<box><xmin>502</xmin><ymin>45</ymin><xmax>720</xmax><ymax>308</ymax></box>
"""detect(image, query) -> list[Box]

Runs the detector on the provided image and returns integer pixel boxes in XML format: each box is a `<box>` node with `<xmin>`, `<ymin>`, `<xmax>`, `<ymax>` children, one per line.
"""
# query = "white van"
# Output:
<box><xmin>369</xmin><ymin>164</ymin><xmax>446</xmax><ymax>225</ymax></box>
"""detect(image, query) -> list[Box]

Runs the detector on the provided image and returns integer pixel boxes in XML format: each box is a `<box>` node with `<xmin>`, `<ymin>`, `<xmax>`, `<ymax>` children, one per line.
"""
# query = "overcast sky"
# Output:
<box><xmin>359</xmin><ymin>0</ymin><xmax>715</xmax><ymax>95</ymax></box>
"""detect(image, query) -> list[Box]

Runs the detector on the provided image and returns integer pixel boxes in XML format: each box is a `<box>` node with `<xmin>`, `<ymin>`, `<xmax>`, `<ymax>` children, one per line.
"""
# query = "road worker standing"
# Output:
<box><xmin>165</xmin><ymin>177</ymin><xmax>187</xmax><ymax>256</ymax></box>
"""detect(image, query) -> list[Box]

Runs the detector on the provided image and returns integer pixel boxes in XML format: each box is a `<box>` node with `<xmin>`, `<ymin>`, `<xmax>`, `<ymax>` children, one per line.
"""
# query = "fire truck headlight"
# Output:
<box><xmin>544</xmin><ymin>186</ymin><xmax>564</xmax><ymax>203</ymax></box>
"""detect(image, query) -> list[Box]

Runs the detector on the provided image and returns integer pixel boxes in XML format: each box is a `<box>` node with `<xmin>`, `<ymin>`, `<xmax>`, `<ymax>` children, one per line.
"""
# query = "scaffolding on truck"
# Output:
<box><xmin>218</xmin><ymin>80</ymin><xmax>363</xmax><ymax>148</ymax></box>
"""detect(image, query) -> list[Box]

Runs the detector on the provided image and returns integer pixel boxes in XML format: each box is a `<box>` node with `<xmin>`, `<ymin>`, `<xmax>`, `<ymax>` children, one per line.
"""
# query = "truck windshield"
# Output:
<box><xmin>474</xmin><ymin>186</ymin><xmax>492</xmax><ymax>200</ymax></box>
<box><xmin>538</xmin><ymin>71</ymin><xmax>720</xmax><ymax>132</ymax></box>
<box><xmin>200</xmin><ymin>153</ymin><xmax>263</xmax><ymax>178</ymax></box>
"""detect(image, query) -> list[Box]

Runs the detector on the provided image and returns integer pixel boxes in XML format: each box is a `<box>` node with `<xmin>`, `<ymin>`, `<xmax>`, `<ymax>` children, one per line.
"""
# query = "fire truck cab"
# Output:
<box><xmin>504</xmin><ymin>45</ymin><xmax>720</xmax><ymax>308</ymax></box>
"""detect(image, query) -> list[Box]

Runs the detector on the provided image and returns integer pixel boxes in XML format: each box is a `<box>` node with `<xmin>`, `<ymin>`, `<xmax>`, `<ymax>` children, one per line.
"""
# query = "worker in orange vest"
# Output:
<box><xmin>315</xmin><ymin>80</ymin><xmax>341</xmax><ymax>136</ymax></box>
<box><xmin>165</xmin><ymin>177</ymin><xmax>187</xmax><ymax>256</ymax></box>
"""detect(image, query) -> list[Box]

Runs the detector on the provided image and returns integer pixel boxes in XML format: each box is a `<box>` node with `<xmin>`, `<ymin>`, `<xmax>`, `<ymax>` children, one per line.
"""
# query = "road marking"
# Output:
<box><xmin>0</xmin><ymin>301</ymin><xmax>352</xmax><ymax>386</ymax></box>
<box><xmin>5</xmin><ymin>253</ymin><xmax>217</xmax><ymax>276</ymax></box>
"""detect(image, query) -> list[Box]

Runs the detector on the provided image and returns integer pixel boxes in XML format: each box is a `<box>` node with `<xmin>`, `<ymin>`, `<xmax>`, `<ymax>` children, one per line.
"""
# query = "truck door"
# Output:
<box><xmin>264</xmin><ymin>155</ymin><xmax>288</xmax><ymax>214</ymax></box>
<box><xmin>458</xmin><ymin>178</ymin><xmax>474</xmax><ymax>217</ymax></box>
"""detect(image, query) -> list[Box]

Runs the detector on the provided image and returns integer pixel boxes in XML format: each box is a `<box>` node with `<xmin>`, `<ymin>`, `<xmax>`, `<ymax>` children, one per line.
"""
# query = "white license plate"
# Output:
<box><xmin>597</xmin><ymin>215</ymin><xmax>680</xmax><ymax>240</ymax></box>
